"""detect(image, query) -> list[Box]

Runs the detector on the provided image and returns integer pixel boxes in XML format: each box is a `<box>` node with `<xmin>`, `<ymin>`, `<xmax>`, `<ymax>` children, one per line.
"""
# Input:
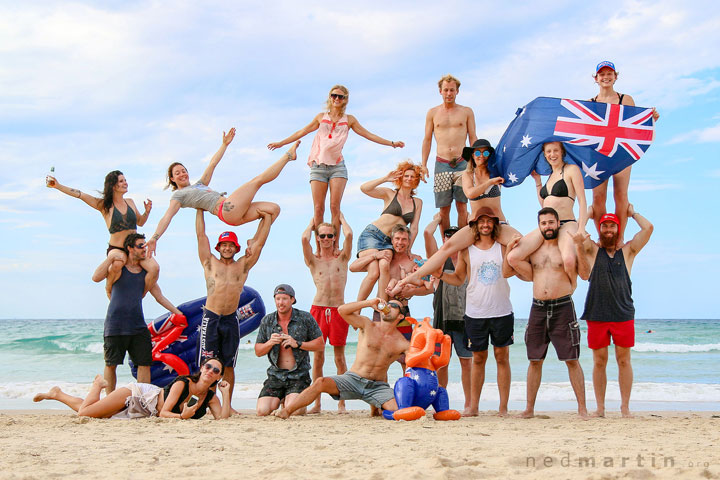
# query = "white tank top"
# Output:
<box><xmin>465</xmin><ymin>242</ymin><xmax>512</xmax><ymax>318</ymax></box>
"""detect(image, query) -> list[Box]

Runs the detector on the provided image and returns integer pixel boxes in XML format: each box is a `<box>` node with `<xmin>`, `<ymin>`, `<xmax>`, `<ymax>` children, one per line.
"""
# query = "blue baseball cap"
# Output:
<box><xmin>595</xmin><ymin>61</ymin><xmax>616</xmax><ymax>74</ymax></box>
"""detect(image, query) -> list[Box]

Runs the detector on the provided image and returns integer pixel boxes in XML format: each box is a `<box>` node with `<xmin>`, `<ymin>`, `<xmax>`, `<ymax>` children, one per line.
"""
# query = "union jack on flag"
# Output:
<box><xmin>491</xmin><ymin>97</ymin><xmax>655</xmax><ymax>189</ymax></box>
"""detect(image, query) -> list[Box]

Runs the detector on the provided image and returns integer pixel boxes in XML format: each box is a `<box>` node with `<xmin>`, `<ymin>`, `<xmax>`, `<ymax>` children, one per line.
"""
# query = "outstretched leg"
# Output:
<box><xmin>277</xmin><ymin>377</ymin><xmax>339</xmax><ymax>419</ymax></box>
<box><xmin>431</xmin><ymin>386</ymin><xmax>461</xmax><ymax>420</ymax></box>
<box><xmin>77</xmin><ymin>375</ymin><xmax>131</xmax><ymax>418</ymax></box>
<box><xmin>222</xmin><ymin>140</ymin><xmax>300</xmax><ymax>225</ymax></box>
<box><xmin>33</xmin><ymin>386</ymin><xmax>83</xmax><ymax>412</ymax></box>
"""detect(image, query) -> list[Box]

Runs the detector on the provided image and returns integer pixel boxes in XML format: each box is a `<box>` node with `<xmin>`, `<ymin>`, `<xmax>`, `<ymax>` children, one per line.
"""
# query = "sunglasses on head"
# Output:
<box><xmin>202</xmin><ymin>363</ymin><xmax>221</xmax><ymax>374</ymax></box>
<box><xmin>330</xmin><ymin>93</ymin><xmax>347</xmax><ymax>100</ymax></box>
<box><xmin>473</xmin><ymin>150</ymin><xmax>490</xmax><ymax>158</ymax></box>
<box><xmin>318</xmin><ymin>233</ymin><xmax>335</xmax><ymax>239</ymax></box>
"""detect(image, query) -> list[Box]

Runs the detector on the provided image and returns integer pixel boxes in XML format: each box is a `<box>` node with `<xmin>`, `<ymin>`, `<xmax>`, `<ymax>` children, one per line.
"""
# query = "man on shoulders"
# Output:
<box><xmin>573</xmin><ymin>204</ymin><xmax>653</xmax><ymax>418</ymax></box>
<box><xmin>302</xmin><ymin>213</ymin><xmax>353</xmax><ymax>413</ymax></box>
<box><xmin>506</xmin><ymin>207</ymin><xmax>588</xmax><ymax>419</ymax></box>
<box><xmin>104</xmin><ymin>233</ymin><xmax>182</xmax><ymax>394</ymax></box>
<box><xmin>254</xmin><ymin>284</ymin><xmax>324</xmax><ymax>416</ymax></box>
<box><xmin>196</xmin><ymin>208</ymin><xmax>273</xmax><ymax>412</ymax></box>
<box><xmin>277</xmin><ymin>298</ymin><xmax>410</xmax><ymax>419</ymax></box>
<box><xmin>422</xmin><ymin>74</ymin><xmax>477</xmax><ymax>233</ymax></box>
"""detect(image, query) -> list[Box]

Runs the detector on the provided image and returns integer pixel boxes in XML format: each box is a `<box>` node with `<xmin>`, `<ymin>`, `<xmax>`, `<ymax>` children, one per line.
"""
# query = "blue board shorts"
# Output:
<box><xmin>197</xmin><ymin>308</ymin><xmax>240</xmax><ymax>367</ymax></box>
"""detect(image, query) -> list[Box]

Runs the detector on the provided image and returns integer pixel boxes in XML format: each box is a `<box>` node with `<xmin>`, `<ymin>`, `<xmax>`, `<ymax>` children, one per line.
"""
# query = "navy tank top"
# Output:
<box><xmin>581</xmin><ymin>249</ymin><xmax>635</xmax><ymax>322</ymax></box>
<box><xmin>104</xmin><ymin>267</ymin><xmax>147</xmax><ymax>336</ymax></box>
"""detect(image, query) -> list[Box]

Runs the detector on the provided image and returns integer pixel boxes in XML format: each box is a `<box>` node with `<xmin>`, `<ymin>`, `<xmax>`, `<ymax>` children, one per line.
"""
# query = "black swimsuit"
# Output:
<box><xmin>540</xmin><ymin>164</ymin><xmax>575</xmax><ymax>200</ymax></box>
<box><xmin>381</xmin><ymin>190</ymin><xmax>416</xmax><ymax>224</ymax></box>
<box><xmin>108</xmin><ymin>201</ymin><xmax>137</xmax><ymax>233</ymax></box>
<box><xmin>591</xmin><ymin>93</ymin><xmax>625</xmax><ymax>104</ymax></box>
<box><xmin>163</xmin><ymin>376</ymin><xmax>215</xmax><ymax>419</ymax></box>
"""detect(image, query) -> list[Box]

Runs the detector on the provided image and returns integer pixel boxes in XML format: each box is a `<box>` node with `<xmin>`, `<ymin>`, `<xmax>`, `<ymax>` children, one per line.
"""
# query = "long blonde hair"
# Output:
<box><xmin>325</xmin><ymin>85</ymin><xmax>349</xmax><ymax>115</ymax></box>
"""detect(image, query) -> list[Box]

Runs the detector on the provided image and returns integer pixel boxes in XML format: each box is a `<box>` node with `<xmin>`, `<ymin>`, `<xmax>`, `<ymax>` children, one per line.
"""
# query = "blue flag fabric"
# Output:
<box><xmin>492</xmin><ymin>97</ymin><xmax>655</xmax><ymax>189</ymax></box>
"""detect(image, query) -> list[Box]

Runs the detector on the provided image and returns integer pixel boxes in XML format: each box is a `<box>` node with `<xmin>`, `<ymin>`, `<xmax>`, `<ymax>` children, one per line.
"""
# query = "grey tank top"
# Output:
<box><xmin>581</xmin><ymin>248</ymin><xmax>634</xmax><ymax>322</ymax></box>
<box><xmin>171</xmin><ymin>181</ymin><xmax>224</xmax><ymax>211</ymax></box>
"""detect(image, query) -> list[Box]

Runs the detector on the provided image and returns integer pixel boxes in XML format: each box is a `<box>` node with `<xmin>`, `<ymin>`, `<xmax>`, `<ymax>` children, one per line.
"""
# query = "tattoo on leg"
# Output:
<box><xmin>223</xmin><ymin>202</ymin><xmax>235</xmax><ymax>212</ymax></box>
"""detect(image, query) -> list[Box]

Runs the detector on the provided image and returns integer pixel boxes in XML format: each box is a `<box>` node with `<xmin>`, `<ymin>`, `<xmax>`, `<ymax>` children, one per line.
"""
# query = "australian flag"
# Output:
<box><xmin>492</xmin><ymin>97</ymin><xmax>655</xmax><ymax>189</ymax></box>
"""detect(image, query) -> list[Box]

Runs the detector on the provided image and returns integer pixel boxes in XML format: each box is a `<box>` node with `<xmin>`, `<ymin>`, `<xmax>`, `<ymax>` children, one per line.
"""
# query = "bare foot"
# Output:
<box><xmin>308</xmin><ymin>403</ymin><xmax>321</xmax><ymax>415</ymax></box>
<box><xmin>276</xmin><ymin>409</ymin><xmax>290</xmax><ymax>420</ymax></box>
<box><xmin>231</xmin><ymin>408</ymin><xmax>241</xmax><ymax>416</ymax></box>
<box><xmin>462</xmin><ymin>408</ymin><xmax>478</xmax><ymax>417</ymax></box>
<box><xmin>337</xmin><ymin>400</ymin><xmax>347</xmax><ymax>414</ymax></box>
<box><xmin>286</xmin><ymin>140</ymin><xmax>301</xmax><ymax>161</ymax></box>
<box><xmin>518</xmin><ymin>409</ymin><xmax>535</xmax><ymax>419</ymax></box>
<box><xmin>591</xmin><ymin>409</ymin><xmax>606</xmax><ymax>418</ymax></box>
<box><xmin>578</xmin><ymin>408</ymin><xmax>590</xmax><ymax>420</ymax></box>
<box><xmin>497</xmin><ymin>409</ymin><xmax>509</xmax><ymax>417</ymax></box>
<box><xmin>33</xmin><ymin>386</ymin><xmax>61</xmax><ymax>402</ymax></box>
<box><xmin>621</xmin><ymin>408</ymin><xmax>634</xmax><ymax>418</ymax></box>
<box><xmin>370</xmin><ymin>406</ymin><xmax>381</xmax><ymax>417</ymax></box>
<box><xmin>93</xmin><ymin>374</ymin><xmax>109</xmax><ymax>389</ymax></box>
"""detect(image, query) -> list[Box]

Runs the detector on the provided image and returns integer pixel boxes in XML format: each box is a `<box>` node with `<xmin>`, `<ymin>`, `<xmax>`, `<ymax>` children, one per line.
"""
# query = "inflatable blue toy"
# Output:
<box><xmin>131</xmin><ymin>286</ymin><xmax>265</xmax><ymax>387</ymax></box>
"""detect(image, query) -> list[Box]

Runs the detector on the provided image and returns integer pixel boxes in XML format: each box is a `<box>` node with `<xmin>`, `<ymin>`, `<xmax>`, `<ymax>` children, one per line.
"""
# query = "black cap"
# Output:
<box><xmin>443</xmin><ymin>226</ymin><xmax>460</xmax><ymax>237</ymax></box>
<box><xmin>273</xmin><ymin>284</ymin><xmax>297</xmax><ymax>304</ymax></box>
<box><xmin>462</xmin><ymin>139</ymin><xmax>495</xmax><ymax>162</ymax></box>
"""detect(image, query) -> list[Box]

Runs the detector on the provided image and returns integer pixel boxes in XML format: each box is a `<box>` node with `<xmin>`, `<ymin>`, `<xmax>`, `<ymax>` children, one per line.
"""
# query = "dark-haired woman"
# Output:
<box><xmin>47</xmin><ymin>170</ymin><xmax>158</xmax><ymax>294</ymax></box>
<box><xmin>33</xmin><ymin>358</ymin><xmax>231</xmax><ymax>419</ymax></box>
<box><xmin>147</xmin><ymin>128</ymin><xmax>298</xmax><ymax>256</ymax></box>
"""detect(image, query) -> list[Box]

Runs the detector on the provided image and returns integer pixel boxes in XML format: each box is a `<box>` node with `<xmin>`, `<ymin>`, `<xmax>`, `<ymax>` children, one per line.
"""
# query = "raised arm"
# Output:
<box><xmin>338</xmin><ymin>299</ymin><xmax>376</xmax><ymax>329</ymax></box>
<box><xmin>148</xmin><ymin>283</ymin><xmax>183</xmax><ymax>316</ymax></box>
<box><xmin>420</xmin><ymin>109</ymin><xmax>434</xmax><ymax>182</ymax></box>
<box><xmin>207</xmin><ymin>381</ymin><xmax>231</xmax><ymax>420</ymax></box>
<box><xmin>530</xmin><ymin>171</ymin><xmax>544</xmax><ymax>207</ymax></box>
<box><xmin>146</xmin><ymin>200</ymin><xmax>182</xmax><ymax>256</ymax></box>
<box><xmin>131</xmin><ymin>198</ymin><xmax>152</xmax><ymax>227</ymax></box>
<box><xmin>244</xmin><ymin>209</ymin><xmax>273</xmax><ymax>271</ymax></box>
<box><xmin>267</xmin><ymin>114</ymin><xmax>321</xmax><ymax>150</ymax></box>
<box><xmin>338</xmin><ymin>212</ymin><xmax>354</xmax><ymax>261</ymax></box>
<box><xmin>408</xmin><ymin>198</ymin><xmax>423</xmax><ymax>250</ymax></box>
<box><xmin>198</xmin><ymin>128</ymin><xmax>236</xmax><ymax>187</ymax></box>
<box><xmin>47</xmin><ymin>177</ymin><xmax>102</xmax><ymax>211</ymax></box>
<box><xmin>423</xmin><ymin>212</ymin><xmax>442</xmax><ymax>258</ymax></box>
<box><xmin>438</xmin><ymin>250</ymin><xmax>468</xmax><ymax>286</ymax></box>
<box><xmin>360</xmin><ymin>171</ymin><xmax>399</xmax><ymax>200</ymax></box>
<box><xmin>195</xmin><ymin>209</ymin><xmax>212</xmax><ymax>267</ymax></box>
<box><xmin>567</xmin><ymin>164</ymin><xmax>588</xmax><ymax>232</ymax></box>
<box><xmin>347</xmin><ymin>115</ymin><xmax>404</xmax><ymax>149</ymax></box>
<box><xmin>624</xmin><ymin>204</ymin><xmax>653</xmax><ymax>260</ymax></box>
<box><xmin>301</xmin><ymin>219</ymin><xmax>315</xmax><ymax>267</ymax></box>
<box><xmin>571</xmin><ymin>228</ymin><xmax>596</xmax><ymax>281</ymax></box>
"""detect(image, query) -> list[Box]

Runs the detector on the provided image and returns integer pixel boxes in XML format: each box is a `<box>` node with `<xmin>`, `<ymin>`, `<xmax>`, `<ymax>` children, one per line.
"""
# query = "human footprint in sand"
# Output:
<box><xmin>147</xmin><ymin>129</ymin><xmax>299</xmax><ymax>256</ymax></box>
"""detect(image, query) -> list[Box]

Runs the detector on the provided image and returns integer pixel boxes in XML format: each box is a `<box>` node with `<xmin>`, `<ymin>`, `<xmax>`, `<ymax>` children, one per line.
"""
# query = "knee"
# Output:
<box><xmin>616</xmin><ymin>356</ymin><xmax>631</xmax><ymax>369</ymax></box>
<box><xmin>313</xmin><ymin>201</ymin><xmax>324</xmax><ymax>215</ymax></box>
<box><xmin>366</xmin><ymin>264</ymin><xmax>380</xmax><ymax>282</ymax></box>
<box><xmin>472</xmin><ymin>352</ymin><xmax>488</xmax><ymax>366</ymax></box>
<box><xmin>378</xmin><ymin>258</ymin><xmax>390</xmax><ymax>274</ymax></box>
<box><xmin>314</xmin><ymin>350</ymin><xmax>325</xmax><ymax>362</ymax></box>
<box><xmin>268</xmin><ymin>202</ymin><xmax>281</xmax><ymax>218</ymax></box>
<box><xmin>593</xmin><ymin>355</ymin><xmax>608</xmax><ymax>368</ymax></box>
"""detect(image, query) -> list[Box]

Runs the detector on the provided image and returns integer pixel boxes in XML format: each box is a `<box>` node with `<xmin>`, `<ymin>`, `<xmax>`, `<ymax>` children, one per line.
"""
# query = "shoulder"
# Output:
<box><xmin>346</xmin><ymin>114</ymin><xmax>358</xmax><ymax>123</ymax></box>
<box><xmin>426</xmin><ymin>106</ymin><xmax>439</xmax><ymax>118</ymax></box>
<box><xmin>260</xmin><ymin>312</ymin><xmax>277</xmax><ymax>326</ymax></box>
<box><xmin>620</xmin><ymin>93</ymin><xmax>635</xmax><ymax>106</ymax></box>
<box><xmin>293</xmin><ymin>309</ymin><xmax>314</xmax><ymax>322</ymax></box>
<box><xmin>461</xmin><ymin>105</ymin><xmax>475</xmax><ymax>115</ymax></box>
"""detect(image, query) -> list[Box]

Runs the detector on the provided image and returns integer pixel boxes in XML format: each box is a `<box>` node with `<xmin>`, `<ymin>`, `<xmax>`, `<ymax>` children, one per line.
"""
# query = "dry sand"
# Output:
<box><xmin>1</xmin><ymin>409</ymin><xmax>719</xmax><ymax>479</ymax></box>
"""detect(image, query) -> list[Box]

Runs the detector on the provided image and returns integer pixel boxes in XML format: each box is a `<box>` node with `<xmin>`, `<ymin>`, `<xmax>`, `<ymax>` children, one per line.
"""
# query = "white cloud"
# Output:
<box><xmin>666</xmin><ymin>122</ymin><xmax>720</xmax><ymax>144</ymax></box>
<box><xmin>628</xmin><ymin>179</ymin><xmax>681</xmax><ymax>192</ymax></box>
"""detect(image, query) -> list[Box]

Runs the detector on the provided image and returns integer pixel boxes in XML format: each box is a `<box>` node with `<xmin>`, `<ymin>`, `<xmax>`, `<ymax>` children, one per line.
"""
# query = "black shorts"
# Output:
<box><xmin>258</xmin><ymin>373</ymin><xmax>311</xmax><ymax>400</ymax></box>
<box><xmin>198</xmin><ymin>308</ymin><xmax>240</xmax><ymax>368</ymax></box>
<box><xmin>106</xmin><ymin>245</ymin><xmax>127</xmax><ymax>256</ymax></box>
<box><xmin>104</xmin><ymin>330</ymin><xmax>152</xmax><ymax>366</ymax></box>
<box><xmin>525</xmin><ymin>296</ymin><xmax>580</xmax><ymax>361</ymax></box>
<box><xmin>464</xmin><ymin>312</ymin><xmax>515</xmax><ymax>352</ymax></box>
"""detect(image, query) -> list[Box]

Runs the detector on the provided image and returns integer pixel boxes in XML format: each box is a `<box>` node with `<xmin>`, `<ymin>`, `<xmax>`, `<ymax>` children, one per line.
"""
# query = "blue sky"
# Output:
<box><xmin>1</xmin><ymin>0</ymin><xmax>719</xmax><ymax>319</ymax></box>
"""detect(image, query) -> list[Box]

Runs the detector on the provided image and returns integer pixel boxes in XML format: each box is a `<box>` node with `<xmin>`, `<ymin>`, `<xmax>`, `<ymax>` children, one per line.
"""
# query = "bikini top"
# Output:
<box><xmin>381</xmin><ymin>190</ymin><xmax>416</xmax><ymax>224</ymax></box>
<box><xmin>540</xmin><ymin>164</ymin><xmax>574</xmax><ymax>200</ymax></box>
<box><xmin>470</xmin><ymin>184</ymin><xmax>501</xmax><ymax>201</ymax></box>
<box><xmin>108</xmin><ymin>201</ymin><xmax>138</xmax><ymax>233</ymax></box>
<box><xmin>591</xmin><ymin>93</ymin><xmax>625</xmax><ymax>104</ymax></box>
<box><xmin>163</xmin><ymin>376</ymin><xmax>215</xmax><ymax>419</ymax></box>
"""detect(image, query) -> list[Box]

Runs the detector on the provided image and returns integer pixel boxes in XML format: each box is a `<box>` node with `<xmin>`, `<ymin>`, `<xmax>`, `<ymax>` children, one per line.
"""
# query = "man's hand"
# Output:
<box><xmin>374</xmin><ymin>250</ymin><xmax>392</xmax><ymax>262</ymax></box>
<box><xmin>420</xmin><ymin>165</ymin><xmax>429</xmax><ymax>183</ymax></box>
<box><xmin>627</xmin><ymin>203</ymin><xmax>635</xmax><ymax>218</ymax></box>
<box><xmin>506</xmin><ymin>234</ymin><xmax>522</xmax><ymax>251</ymax></box>
<box><xmin>268</xmin><ymin>333</ymin><xmax>285</xmax><ymax>345</ymax></box>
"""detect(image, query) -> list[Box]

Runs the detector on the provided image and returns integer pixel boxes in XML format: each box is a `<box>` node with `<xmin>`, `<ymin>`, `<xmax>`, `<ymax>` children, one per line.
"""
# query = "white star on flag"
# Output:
<box><xmin>520</xmin><ymin>134</ymin><xmax>532</xmax><ymax>148</ymax></box>
<box><xmin>508</xmin><ymin>173</ymin><xmax>518</xmax><ymax>183</ymax></box>
<box><xmin>413</xmin><ymin>374</ymin><xmax>420</xmax><ymax>381</ymax></box>
<box><xmin>582</xmin><ymin>162</ymin><xmax>605</xmax><ymax>180</ymax></box>
<box><xmin>430</xmin><ymin>390</ymin><xmax>437</xmax><ymax>396</ymax></box>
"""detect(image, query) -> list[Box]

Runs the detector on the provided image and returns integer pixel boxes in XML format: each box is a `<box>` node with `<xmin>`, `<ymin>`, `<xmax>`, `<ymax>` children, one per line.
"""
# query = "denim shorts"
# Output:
<box><xmin>356</xmin><ymin>224</ymin><xmax>393</xmax><ymax>255</ymax></box>
<box><xmin>309</xmin><ymin>161</ymin><xmax>348</xmax><ymax>183</ymax></box>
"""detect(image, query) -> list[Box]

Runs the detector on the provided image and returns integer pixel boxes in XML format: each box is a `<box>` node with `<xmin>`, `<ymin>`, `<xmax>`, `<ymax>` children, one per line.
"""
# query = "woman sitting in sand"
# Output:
<box><xmin>47</xmin><ymin>170</ymin><xmax>159</xmax><ymax>295</ymax></box>
<box><xmin>34</xmin><ymin>358</ymin><xmax>231</xmax><ymax>420</ymax></box>
<box><xmin>147</xmin><ymin>128</ymin><xmax>299</xmax><ymax>256</ymax></box>
<box><xmin>267</xmin><ymin>85</ymin><xmax>404</xmax><ymax>231</ymax></box>
<box><xmin>349</xmin><ymin>161</ymin><xmax>423</xmax><ymax>301</ymax></box>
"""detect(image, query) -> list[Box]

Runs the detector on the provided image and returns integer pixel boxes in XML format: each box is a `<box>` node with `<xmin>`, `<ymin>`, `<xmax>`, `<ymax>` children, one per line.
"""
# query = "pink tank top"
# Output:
<box><xmin>307</xmin><ymin>113</ymin><xmax>349</xmax><ymax>166</ymax></box>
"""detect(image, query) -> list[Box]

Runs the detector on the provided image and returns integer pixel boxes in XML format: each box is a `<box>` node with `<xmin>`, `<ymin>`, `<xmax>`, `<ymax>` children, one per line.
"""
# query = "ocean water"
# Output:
<box><xmin>1</xmin><ymin>318</ymin><xmax>718</xmax><ymax>412</ymax></box>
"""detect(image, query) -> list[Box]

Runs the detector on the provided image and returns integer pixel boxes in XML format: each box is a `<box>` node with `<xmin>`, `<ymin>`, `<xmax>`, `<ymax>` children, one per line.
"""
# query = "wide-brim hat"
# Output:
<box><xmin>469</xmin><ymin>206</ymin><xmax>500</xmax><ymax>224</ymax></box>
<box><xmin>462</xmin><ymin>139</ymin><xmax>496</xmax><ymax>162</ymax></box>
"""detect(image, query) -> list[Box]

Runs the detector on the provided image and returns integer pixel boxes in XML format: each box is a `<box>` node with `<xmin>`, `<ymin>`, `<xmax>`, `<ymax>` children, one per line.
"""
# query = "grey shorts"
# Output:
<box><xmin>309</xmin><ymin>161</ymin><xmax>348</xmax><ymax>183</ymax></box>
<box><xmin>328</xmin><ymin>371</ymin><xmax>395</xmax><ymax>408</ymax></box>
<box><xmin>433</xmin><ymin>158</ymin><xmax>468</xmax><ymax>208</ymax></box>
<box><xmin>448</xmin><ymin>330</ymin><xmax>473</xmax><ymax>358</ymax></box>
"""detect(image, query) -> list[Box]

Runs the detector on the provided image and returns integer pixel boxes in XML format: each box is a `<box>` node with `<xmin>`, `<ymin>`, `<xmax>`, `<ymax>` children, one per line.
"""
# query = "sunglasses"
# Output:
<box><xmin>318</xmin><ymin>234</ymin><xmax>335</xmax><ymax>239</ymax></box>
<box><xmin>387</xmin><ymin>302</ymin><xmax>403</xmax><ymax>310</ymax></box>
<box><xmin>473</xmin><ymin>150</ymin><xmax>491</xmax><ymax>158</ymax></box>
<box><xmin>133</xmin><ymin>243</ymin><xmax>147</xmax><ymax>249</ymax></box>
<box><xmin>202</xmin><ymin>363</ymin><xmax>221</xmax><ymax>374</ymax></box>
<box><xmin>330</xmin><ymin>93</ymin><xmax>347</xmax><ymax>100</ymax></box>
<box><xmin>444</xmin><ymin>231</ymin><xmax>457</xmax><ymax>238</ymax></box>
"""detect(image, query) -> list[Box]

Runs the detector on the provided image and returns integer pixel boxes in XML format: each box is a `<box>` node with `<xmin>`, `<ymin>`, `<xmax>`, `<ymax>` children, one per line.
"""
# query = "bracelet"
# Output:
<box><xmin>391</xmin><ymin>141</ymin><xmax>395</xmax><ymax>147</ymax></box>
<box><xmin>77</xmin><ymin>190</ymin><xmax>82</xmax><ymax>198</ymax></box>
<box><xmin>535</xmin><ymin>184</ymin><xmax>541</xmax><ymax>188</ymax></box>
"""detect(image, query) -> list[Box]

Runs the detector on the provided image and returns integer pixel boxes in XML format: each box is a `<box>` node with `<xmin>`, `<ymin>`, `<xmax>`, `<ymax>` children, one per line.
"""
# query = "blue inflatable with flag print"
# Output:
<box><xmin>130</xmin><ymin>286</ymin><xmax>265</xmax><ymax>387</ymax></box>
<box><xmin>492</xmin><ymin>96</ymin><xmax>655</xmax><ymax>189</ymax></box>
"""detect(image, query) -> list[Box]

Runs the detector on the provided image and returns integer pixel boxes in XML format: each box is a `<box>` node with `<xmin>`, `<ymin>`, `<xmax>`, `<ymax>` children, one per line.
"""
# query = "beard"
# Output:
<box><xmin>600</xmin><ymin>232</ymin><xmax>617</xmax><ymax>248</ymax></box>
<box><xmin>541</xmin><ymin>228</ymin><xmax>559</xmax><ymax>240</ymax></box>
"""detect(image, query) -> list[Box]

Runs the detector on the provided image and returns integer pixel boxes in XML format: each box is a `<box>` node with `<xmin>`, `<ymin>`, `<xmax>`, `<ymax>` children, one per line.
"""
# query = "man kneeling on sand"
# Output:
<box><xmin>278</xmin><ymin>298</ymin><xmax>410</xmax><ymax>418</ymax></box>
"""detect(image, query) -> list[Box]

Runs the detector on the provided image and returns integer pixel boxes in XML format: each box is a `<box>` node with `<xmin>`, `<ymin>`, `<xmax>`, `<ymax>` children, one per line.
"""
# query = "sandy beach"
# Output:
<box><xmin>1</xmin><ymin>410</ymin><xmax>718</xmax><ymax>479</ymax></box>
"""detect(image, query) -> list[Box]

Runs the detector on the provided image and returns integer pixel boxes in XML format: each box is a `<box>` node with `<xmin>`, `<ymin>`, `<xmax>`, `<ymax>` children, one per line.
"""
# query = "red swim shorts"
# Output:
<box><xmin>586</xmin><ymin>320</ymin><xmax>635</xmax><ymax>349</ymax></box>
<box><xmin>310</xmin><ymin>305</ymin><xmax>349</xmax><ymax>347</ymax></box>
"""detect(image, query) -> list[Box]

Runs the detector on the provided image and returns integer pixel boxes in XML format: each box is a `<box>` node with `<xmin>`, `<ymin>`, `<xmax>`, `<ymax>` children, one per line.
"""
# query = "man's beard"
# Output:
<box><xmin>600</xmin><ymin>232</ymin><xmax>617</xmax><ymax>248</ymax></box>
<box><xmin>541</xmin><ymin>228</ymin><xmax>559</xmax><ymax>240</ymax></box>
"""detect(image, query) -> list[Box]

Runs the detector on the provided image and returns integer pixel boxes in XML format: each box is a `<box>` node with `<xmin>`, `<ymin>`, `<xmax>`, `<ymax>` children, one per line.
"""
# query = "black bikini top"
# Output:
<box><xmin>591</xmin><ymin>93</ymin><xmax>625</xmax><ymax>104</ymax></box>
<box><xmin>540</xmin><ymin>165</ymin><xmax>574</xmax><ymax>200</ymax></box>
<box><xmin>381</xmin><ymin>190</ymin><xmax>416</xmax><ymax>224</ymax></box>
<box><xmin>108</xmin><ymin>201</ymin><xmax>137</xmax><ymax>234</ymax></box>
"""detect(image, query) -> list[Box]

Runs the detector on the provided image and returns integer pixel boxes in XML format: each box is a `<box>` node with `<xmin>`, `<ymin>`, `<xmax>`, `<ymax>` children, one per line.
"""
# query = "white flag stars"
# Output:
<box><xmin>582</xmin><ymin>162</ymin><xmax>605</xmax><ymax>180</ymax></box>
<box><xmin>508</xmin><ymin>173</ymin><xmax>518</xmax><ymax>184</ymax></box>
<box><xmin>520</xmin><ymin>134</ymin><xmax>532</xmax><ymax>148</ymax></box>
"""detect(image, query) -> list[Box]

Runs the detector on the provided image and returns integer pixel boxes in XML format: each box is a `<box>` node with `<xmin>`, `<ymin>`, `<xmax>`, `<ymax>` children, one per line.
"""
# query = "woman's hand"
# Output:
<box><xmin>146</xmin><ymin>237</ymin><xmax>157</xmax><ymax>257</ymax></box>
<box><xmin>385</xmin><ymin>170</ymin><xmax>402</xmax><ymax>183</ymax></box>
<box><xmin>218</xmin><ymin>381</ymin><xmax>231</xmax><ymax>396</ymax></box>
<box><xmin>143</xmin><ymin>199</ymin><xmax>152</xmax><ymax>214</ymax></box>
<box><xmin>46</xmin><ymin>175</ymin><xmax>58</xmax><ymax>189</ymax></box>
<box><xmin>180</xmin><ymin>398</ymin><xmax>201</xmax><ymax>419</ymax></box>
<box><xmin>391</xmin><ymin>141</ymin><xmax>405</xmax><ymax>148</ymax></box>
<box><xmin>530</xmin><ymin>170</ymin><xmax>541</xmax><ymax>182</ymax></box>
<box><xmin>267</xmin><ymin>142</ymin><xmax>284</xmax><ymax>150</ymax></box>
<box><xmin>490</xmin><ymin>177</ymin><xmax>504</xmax><ymax>186</ymax></box>
<box><xmin>223</xmin><ymin>128</ymin><xmax>236</xmax><ymax>146</ymax></box>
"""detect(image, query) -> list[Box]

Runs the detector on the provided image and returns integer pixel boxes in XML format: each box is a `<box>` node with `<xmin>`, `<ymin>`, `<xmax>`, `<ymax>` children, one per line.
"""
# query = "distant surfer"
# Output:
<box><xmin>301</xmin><ymin>213</ymin><xmax>353</xmax><ymax>413</ymax></box>
<box><xmin>195</xmin><ymin>208</ymin><xmax>273</xmax><ymax>412</ymax></box>
<box><xmin>101</xmin><ymin>233</ymin><xmax>182</xmax><ymax>394</ymax></box>
<box><xmin>573</xmin><ymin>204</ymin><xmax>653</xmax><ymax>417</ymax></box>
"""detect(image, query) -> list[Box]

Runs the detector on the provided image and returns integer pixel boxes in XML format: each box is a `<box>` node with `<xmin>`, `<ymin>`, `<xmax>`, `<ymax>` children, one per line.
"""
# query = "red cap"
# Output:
<box><xmin>599</xmin><ymin>213</ymin><xmax>620</xmax><ymax>226</ymax></box>
<box><xmin>215</xmin><ymin>231</ymin><xmax>240</xmax><ymax>252</ymax></box>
